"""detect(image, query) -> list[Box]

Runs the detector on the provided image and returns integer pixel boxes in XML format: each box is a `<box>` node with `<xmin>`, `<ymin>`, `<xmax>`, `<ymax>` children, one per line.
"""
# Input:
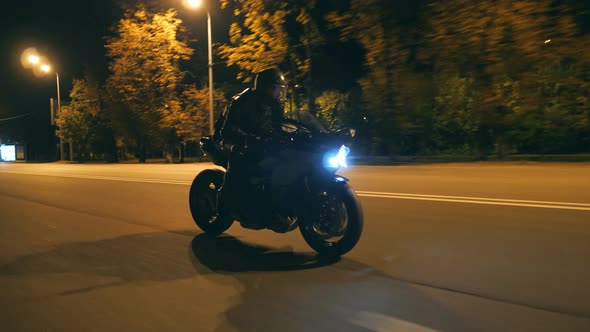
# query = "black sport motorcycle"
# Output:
<box><xmin>188</xmin><ymin>116</ymin><xmax>363</xmax><ymax>256</ymax></box>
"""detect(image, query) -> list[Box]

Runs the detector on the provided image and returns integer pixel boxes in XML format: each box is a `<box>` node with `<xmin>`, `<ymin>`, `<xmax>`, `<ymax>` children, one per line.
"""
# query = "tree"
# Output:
<box><xmin>427</xmin><ymin>0</ymin><xmax>590</xmax><ymax>155</ymax></box>
<box><xmin>327</xmin><ymin>0</ymin><xmax>430</xmax><ymax>155</ymax></box>
<box><xmin>159</xmin><ymin>85</ymin><xmax>226</xmax><ymax>161</ymax></box>
<box><xmin>315</xmin><ymin>90</ymin><xmax>349</xmax><ymax>131</ymax></box>
<box><xmin>55</xmin><ymin>78</ymin><xmax>105</xmax><ymax>161</ymax></box>
<box><xmin>432</xmin><ymin>75</ymin><xmax>479</xmax><ymax>153</ymax></box>
<box><xmin>219</xmin><ymin>0</ymin><xmax>324</xmax><ymax>115</ymax></box>
<box><xmin>105</xmin><ymin>4</ymin><xmax>193</xmax><ymax>162</ymax></box>
<box><xmin>329</xmin><ymin>0</ymin><xmax>590</xmax><ymax>156</ymax></box>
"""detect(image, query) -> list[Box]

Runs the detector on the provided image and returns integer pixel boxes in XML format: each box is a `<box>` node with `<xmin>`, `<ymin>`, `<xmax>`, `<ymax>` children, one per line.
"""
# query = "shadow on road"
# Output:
<box><xmin>190</xmin><ymin>233</ymin><xmax>339</xmax><ymax>272</ymax></box>
<box><xmin>189</xmin><ymin>233</ymin><xmax>465</xmax><ymax>332</ymax></box>
<box><xmin>0</xmin><ymin>231</ymin><xmax>200</xmax><ymax>295</ymax></box>
<box><xmin>0</xmin><ymin>230</ymin><xmax>463</xmax><ymax>332</ymax></box>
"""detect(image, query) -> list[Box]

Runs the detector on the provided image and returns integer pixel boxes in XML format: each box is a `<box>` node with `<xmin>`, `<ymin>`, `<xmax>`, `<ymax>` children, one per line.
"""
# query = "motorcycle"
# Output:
<box><xmin>188</xmin><ymin>116</ymin><xmax>363</xmax><ymax>256</ymax></box>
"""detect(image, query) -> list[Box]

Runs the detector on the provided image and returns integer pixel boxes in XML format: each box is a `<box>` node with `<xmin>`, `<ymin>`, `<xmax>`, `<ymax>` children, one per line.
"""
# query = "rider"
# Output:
<box><xmin>216</xmin><ymin>67</ymin><xmax>288</xmax><ymax>221</ymax></box>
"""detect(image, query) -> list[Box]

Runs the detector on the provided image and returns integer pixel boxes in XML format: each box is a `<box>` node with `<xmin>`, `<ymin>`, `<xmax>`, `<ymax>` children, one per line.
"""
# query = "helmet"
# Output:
<box><xmin>254</xmin><ymin>68</ymin><xmax>288</xmax><ymax>103</ymax></box>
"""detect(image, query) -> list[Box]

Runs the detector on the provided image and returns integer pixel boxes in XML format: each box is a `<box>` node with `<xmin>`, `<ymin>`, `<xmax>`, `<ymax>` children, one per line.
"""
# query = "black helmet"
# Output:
<box><xmin>254</xmin><ymin>68</ymin><xmax>288</xmax><ymax>102</ymax></box>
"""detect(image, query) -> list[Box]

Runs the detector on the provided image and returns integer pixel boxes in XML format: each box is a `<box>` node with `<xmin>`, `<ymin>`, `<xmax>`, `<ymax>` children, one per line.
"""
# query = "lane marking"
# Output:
<box><xmin>357</xmin><ymin>190</ymin><xmax>590</xmax><ymax>207</ymax></box>
<box><xmin>351</xmin><ymin>311</ymin><xmax>439</xmax><ymax>332</ymax></box>
<box><xmin>2</xmin><ymin>170</ymin><xmax>589</xmax><ymax>211</ymax></box>
<box><xmin>357</xmin><ymin>193</ymin><xmax>590</xmax><ymax>211</ymax></box>
<box><xmin>0</xmin><ymin>171</ymin><xmax>189</xmax><ymax>185</ymax></box>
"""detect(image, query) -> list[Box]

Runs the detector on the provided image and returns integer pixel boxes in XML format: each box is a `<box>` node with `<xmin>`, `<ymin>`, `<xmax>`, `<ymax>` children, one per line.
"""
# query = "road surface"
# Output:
<box><xmin>1</xmin><ymin>161</ymin><xmax>589</xmax><ymax>331</ymax></box>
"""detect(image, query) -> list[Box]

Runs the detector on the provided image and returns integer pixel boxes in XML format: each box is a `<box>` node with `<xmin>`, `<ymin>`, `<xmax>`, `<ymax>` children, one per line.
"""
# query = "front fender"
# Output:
<box><xmin>299</xmin><ymin>178</ymin><xmax>363</xmax><ymax>238</ymax></box>
<box><xmin>307</xmin><ymin>173</ymin><xmax>349</xmax><ymax>190</ymax></box>
<box><xmin>332</xmin><ymin>175</ymin><xmax>349</xmax><ymax>183</ymax></box>
<box><xmin>301</xmin><ymin>173</ymin><xmax>352</xmax><ymax>218</ymax></box>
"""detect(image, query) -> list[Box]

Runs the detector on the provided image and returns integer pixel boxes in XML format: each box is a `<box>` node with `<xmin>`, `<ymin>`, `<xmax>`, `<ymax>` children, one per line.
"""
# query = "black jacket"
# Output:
<box><xmin>217</xmin><ymin>88</ymin><xmax>284</xmax><ymax>148</ymax></box>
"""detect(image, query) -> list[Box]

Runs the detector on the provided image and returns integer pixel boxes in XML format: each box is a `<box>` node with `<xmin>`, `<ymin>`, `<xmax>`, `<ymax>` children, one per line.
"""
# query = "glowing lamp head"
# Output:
<box><xmin>40</xmin><ymin>64</ymin><xmax>51</xmax><ymax>73</ymax></box>
<box><xmin>28</xmin><ymin>55</ymin><xmax>40</xmax><ymax>65</ymax></box>
<box><xmin>325</xmin><ymin>145</ymin><xmax>350</xmax><ymax>169</ymax></box>
<box><xmin>185</xmin><ymin>0</ymin><xmax>203</xmax><ymax>9</ymax></box>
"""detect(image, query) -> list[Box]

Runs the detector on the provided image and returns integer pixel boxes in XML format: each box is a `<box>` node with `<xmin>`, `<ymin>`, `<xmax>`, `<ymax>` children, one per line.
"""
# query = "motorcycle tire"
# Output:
<box><xmin>299</xmin><ymin>182</ymin><xmax>363</xmax><ymax>256</ymax></box>
<box><xmin>189</xmin><ymin>169</ymin><xmax>234</xmax><ymax>236</ymax></box>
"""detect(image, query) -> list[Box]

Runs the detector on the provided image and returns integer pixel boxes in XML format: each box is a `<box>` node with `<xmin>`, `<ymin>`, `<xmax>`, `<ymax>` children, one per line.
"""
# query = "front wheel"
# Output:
<box><xmin>189</xmin><ymin>169</ymin><xmax>234</xmax><ymax>236</ymax></box>
<box><xmin>299</xmin><ymin>183</ymin><xmax>363</xmax><ymax>256</ymax></box>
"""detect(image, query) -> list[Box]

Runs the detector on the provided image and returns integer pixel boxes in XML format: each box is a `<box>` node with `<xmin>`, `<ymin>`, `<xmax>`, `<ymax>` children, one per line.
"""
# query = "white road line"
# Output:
<box><xmin>357</xmin><ymin>193</ymin><xmax>590</xmax><ymax>211</ymax></box>
<box><xmin>2</xmin><ymin>170</ymin><xmax>589</xmax><ymax>211</ymax></box>
<box><xmin>356</xmin><ymin>191</ymin><xmax>590</xmax><ymax>207</ymax></box>
<box><xmin>351</xmin><ymin>311</ymin><xmax>439</xmax><ymax>332</ymax></box>
<box><xmin>0</xmin><ymin>171</ymin><xmax>189</xmax><ymax>185</ymax></box>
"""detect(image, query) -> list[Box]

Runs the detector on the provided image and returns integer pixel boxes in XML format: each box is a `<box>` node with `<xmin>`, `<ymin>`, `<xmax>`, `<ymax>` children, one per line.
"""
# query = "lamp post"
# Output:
<box><xmin>40</xmin><ymin>64</ymin><xmax>60</xmax><ymax>120</ymax></box>
<box><xmin>39</xmin><ymin>64</ymin><xmax>66</xmax><ymax>161</ymax></box>
<box><xmin>24</xmin><ymin>50</ymin><xmax>68</xmax><ymax>161</ymax></box>
<box><xmin>185</xmin><ymin>0</ymin><xmax>214</xmax><ymax>136</ymax></box>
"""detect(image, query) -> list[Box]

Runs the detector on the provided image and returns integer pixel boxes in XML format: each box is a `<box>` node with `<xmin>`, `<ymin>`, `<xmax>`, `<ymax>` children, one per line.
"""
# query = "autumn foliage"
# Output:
<box><xmin>328</xmin><ymin>0</ymin><xmax>590</xmax><ymax>156</ymax></box>
<box><xmin>56</xmin><ymin>1</ymin><xmax>590</xmax><ymax>161</ymax></box>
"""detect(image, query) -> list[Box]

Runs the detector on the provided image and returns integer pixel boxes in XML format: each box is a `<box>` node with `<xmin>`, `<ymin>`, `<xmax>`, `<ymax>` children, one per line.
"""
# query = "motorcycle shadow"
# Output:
<box><xmin>191</xmin><ymin>233</ymin><xmax>339</xmax><ymax>272</ymax></box>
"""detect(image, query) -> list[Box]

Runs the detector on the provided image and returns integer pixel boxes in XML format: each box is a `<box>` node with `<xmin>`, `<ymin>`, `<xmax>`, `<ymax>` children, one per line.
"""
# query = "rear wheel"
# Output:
<box><xmin>189</xmin><ymin>169</ymin><xmax>234</xmax><ymax>236</ymax></box>
<box><xmin>299</xmin><ymin>183</ymin><xmax>363</xmax><ymax>256</ymax></box>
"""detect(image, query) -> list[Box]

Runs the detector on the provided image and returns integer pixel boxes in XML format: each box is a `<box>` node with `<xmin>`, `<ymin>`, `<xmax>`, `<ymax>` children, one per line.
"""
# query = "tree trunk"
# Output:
<box><xmin>138</xmin><ymin>136</ymin><xmax>146</xmax><ymax>163</ymax></box>
<box><xmin>288</xmin><ymin>52</ymin><xmax>301</xmax><ymax>119</ymax></box>
<box><xmin>164</xmin><ymin>144</ymin><xmax>173</xmax><ymax>163</ymax></box>
<box><xmin>178</xmin><ymin>143</ymin><xmax>184</xmax><ymax>163</ymax></box>
<box><xmin>69</xmin><ymin>139</ymin><xmax>74</xmax><ymax>162</ymax></box>
<box><xmin>304</xmin><ymin>22</ymin><xmax>315</xmax><ymax>116</ymax></box>
<box><xmin>77</xmin><ymin>140</ymin><xmax>84</xmax><ymax>162</ymax></box>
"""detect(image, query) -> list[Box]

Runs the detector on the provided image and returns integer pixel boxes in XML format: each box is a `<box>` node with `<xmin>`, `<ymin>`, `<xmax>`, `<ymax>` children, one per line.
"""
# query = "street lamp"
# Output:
<box><xmin>184</xmin><ymin>0</ymin><xmax>215</xmax><ymax>136</ymax></box>
<box><xmin>22</xmin><ymin>49</ymin><xmax>68</xmax><ymax>161</ymax></box>
<box><xmin>28</xmin><ymin>54</ymin><xmax>40</xmax><ymax>65</ymax></box>
<box><xmin>26</xmin><ymin>56</ymin><xmax>60</xmax><ymax>119</ymax></box>
<box><xmin>36</xmin><ymin>61</ymin><xmax>66</xmax><ymax>161</ymax></box>
<box><xmin>39</xmin><ymin>64</ymin><xmax>60</xmax><ymax>119</ymax></box>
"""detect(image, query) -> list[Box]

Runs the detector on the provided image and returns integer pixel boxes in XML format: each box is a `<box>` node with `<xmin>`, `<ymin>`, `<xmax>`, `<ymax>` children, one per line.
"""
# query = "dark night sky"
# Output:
<box><xmin>1</xmin><ymin>1</ymin><xmax>107</xmax><ymax>112</ymax></box>
<box><xmin>0</xmin><ymin>0</ymin><xmax>225</xmax><ymax>120</ymax></box>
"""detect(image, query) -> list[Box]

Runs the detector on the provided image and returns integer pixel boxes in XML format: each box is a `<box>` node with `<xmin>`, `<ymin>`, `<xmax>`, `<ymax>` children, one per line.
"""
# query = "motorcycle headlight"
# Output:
<box><xmin>324</xmin><ymin>145</ymin><xmax>350</xmax><ymax>169</ymax></box>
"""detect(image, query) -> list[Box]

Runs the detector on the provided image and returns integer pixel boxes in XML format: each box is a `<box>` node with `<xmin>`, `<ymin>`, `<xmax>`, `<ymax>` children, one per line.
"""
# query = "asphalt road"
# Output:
<box><xmin>1</xmin><ymin>161</ymin><xmax>589</xmax><ymax>332</ymax></box>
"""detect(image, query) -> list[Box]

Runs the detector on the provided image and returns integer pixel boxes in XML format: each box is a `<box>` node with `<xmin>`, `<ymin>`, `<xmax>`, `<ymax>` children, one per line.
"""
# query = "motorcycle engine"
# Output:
<box><xmin>268</xmin><ymin>214</ymin><xmax>298</xmax><ymax>233</ymax></box>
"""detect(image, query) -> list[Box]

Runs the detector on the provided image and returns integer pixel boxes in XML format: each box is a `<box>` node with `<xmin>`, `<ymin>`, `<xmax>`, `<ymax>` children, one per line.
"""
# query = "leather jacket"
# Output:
<box><xmin>218</xmin><ymin>88</ymin><xmax>284</xmax><ymax>150</ymax></box>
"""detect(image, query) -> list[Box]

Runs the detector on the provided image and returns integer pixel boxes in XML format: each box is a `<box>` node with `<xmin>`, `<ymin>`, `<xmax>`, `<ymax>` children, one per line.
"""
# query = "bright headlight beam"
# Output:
<box><xmin>326</xmin><ymin>145</ymin><xmax>350</xmax><ymax>168</ymax></box>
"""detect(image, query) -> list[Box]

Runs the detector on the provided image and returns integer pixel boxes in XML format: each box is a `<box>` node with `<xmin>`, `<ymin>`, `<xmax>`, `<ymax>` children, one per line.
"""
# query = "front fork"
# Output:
<box><xmin>299</xmin><ymin>172</ymin><xmax>349</xmax><ymax>225</ymax></box>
